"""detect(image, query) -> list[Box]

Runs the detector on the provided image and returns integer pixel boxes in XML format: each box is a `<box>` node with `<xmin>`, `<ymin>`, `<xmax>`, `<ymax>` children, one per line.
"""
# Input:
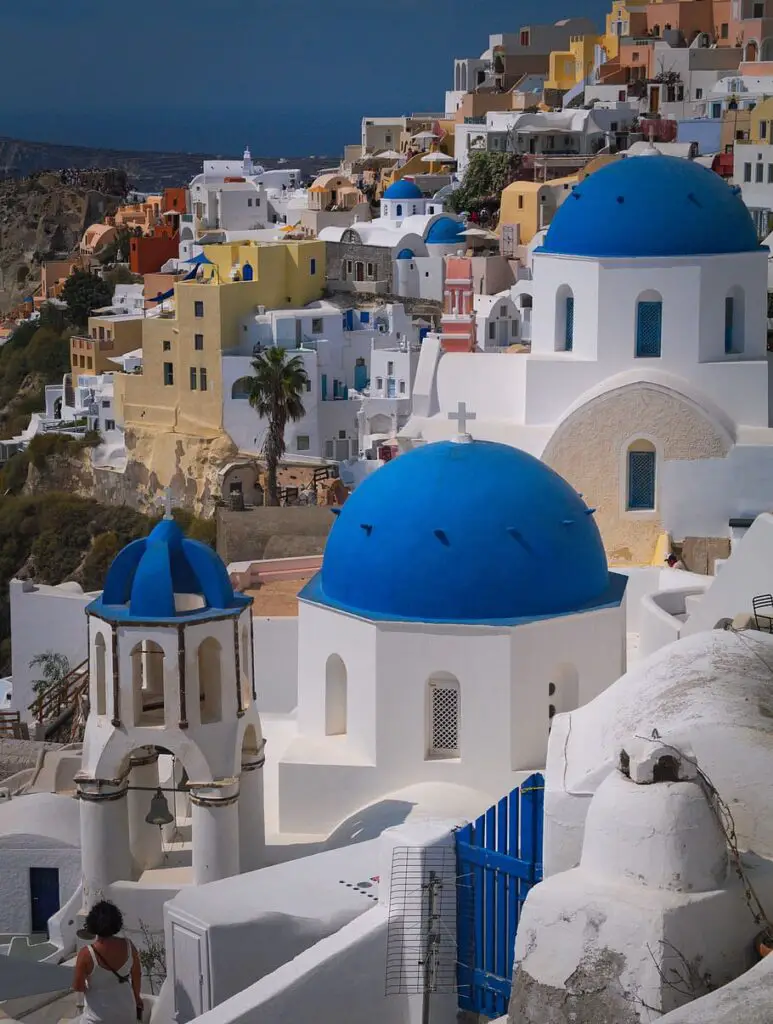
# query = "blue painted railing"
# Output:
<box><xmin>456</xmin><ymin>772</ymin><xmax>544</xmax><ymax>1018</ymax></box>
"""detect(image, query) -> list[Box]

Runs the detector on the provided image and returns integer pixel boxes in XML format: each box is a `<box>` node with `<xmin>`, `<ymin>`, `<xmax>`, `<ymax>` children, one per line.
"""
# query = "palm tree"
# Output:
<box><xmin>246</xmin><ymin>347</ymin><xmax>308</xmax><ymax>506</ymax></box>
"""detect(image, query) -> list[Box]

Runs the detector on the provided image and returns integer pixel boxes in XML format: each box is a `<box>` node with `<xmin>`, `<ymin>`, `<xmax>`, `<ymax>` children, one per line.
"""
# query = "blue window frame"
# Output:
<box><xmin>396</xmin><ymin>204</ymin><xmax>403</xmax><ymax>217</ymax></box>
<box><xmin>565</xmin><ymin>296</ymin><xmax>574</xmax><ymax>351</ymax></box>
<box><xmin>310</xmin><ymin>258</ymin><xmax>317</xmax><ymax>276</ymax></box>
<box><xmin>724</xmin><ymin>296</ymin><xmax>734</xmax><ymax>353</ymax></box>
<box><xmin>627</xmin><ymin>449</ymin><xmax>656</xmax><ymax>510</ymax></box>
<box><xmin>636</xmin><ymin>300</ymin><xmax>662</xmax><ymax>357</ymax></box>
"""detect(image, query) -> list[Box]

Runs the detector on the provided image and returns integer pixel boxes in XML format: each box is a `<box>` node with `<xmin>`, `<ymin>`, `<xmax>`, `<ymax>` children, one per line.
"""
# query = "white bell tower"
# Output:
<box><xmin>77</xmin><ymin>508</ymin><xmax>265</xmax><ymax>907</ymax></box>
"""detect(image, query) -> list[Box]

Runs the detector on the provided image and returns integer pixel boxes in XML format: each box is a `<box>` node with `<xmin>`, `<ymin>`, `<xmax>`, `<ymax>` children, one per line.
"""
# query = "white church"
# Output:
<box><xmin>405</xmin><ymin>151</ymin><xmax>773</xmax><ymax>565</ymax></box>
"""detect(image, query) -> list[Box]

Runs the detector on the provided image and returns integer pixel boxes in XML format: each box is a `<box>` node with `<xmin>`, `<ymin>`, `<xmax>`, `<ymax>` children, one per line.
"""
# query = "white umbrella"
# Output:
<box><xmin>412</xmin><ymin>130</ymin><xmax>439</xmax><ymax>141</ymax></box>
<box><xmin>459</xmin><ymin>227</ymin><xmax>499</xmax><ymax>239</ymax></box>
<box><xmin>421</xmin><ymin>151</ymin><xmax>456</xmax><ymax>164</ymax></box>
<box><xmin>375</xmin><ymin>150</ymin><xmax>401</xmax><ymax>160</ymax></box>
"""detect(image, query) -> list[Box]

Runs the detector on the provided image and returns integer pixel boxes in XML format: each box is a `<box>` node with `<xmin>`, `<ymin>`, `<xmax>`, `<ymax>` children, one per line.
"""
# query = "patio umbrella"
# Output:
<box><xmin>421</xmin><ymin>151</ymin><xmax>456</xmax><ymax>164</ymax></box>
<box><xmin>412</xmin><ymin>131</ymin><xmax>439</xmax><ymax>141</ymax></box>
<box><xmin>375</xmin><ymin>150</ymin><xmax>401</xmax><ymax>160</ymax></box>
<box><xmin>459</xmin><ymin>227</ymin><xmax>499</xmax><ymax>239</ymax></box>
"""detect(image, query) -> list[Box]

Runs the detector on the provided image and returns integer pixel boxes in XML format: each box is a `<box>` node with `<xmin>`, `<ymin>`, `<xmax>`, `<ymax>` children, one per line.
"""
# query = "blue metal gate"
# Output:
<box><xmin>456</xmin><ymin>773</ymin><xmax>544</xmax><ymax>1018</ymax></box>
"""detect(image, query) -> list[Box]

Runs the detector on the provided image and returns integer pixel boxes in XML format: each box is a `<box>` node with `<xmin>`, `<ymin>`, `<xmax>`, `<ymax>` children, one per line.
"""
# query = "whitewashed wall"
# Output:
<box><xmin>10</xmin><ymin>580</ymin><xmax>91</xmax><ymax>720</ymax></box>
<box><xmin>0</xmin><ymin>840</ymin><xmax>80</xmax><ymax>934</ymax></box>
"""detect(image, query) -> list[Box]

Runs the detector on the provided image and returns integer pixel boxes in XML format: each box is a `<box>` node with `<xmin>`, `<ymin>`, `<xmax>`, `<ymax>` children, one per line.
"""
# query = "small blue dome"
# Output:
<box><xmin>542</xmin><ymin>155</ymin><xmax>759</xmax><ymax>258</ymax></box>
<box><xmin>306</xmin><ymin>441</ymin><xmax>614</xmax><ymax>624</ymax></box>
<box><xmin>425</xmin><ymin>217</ymin><xmax>466</xmax><ymax>245</ymax></box>
<box><xmin>396</xmin><ymin>248</ymin><xmax>414</xmax><ymax>260</ymax></box>
<box><xmin>92</xmin><ymin>518</ymin><xmax>243</xmax><ymax>620</ymax></box>
<box><xmin>384</xmin><ymin>179</ymin><xmax>423</xmax><ymax>200</ymax></box>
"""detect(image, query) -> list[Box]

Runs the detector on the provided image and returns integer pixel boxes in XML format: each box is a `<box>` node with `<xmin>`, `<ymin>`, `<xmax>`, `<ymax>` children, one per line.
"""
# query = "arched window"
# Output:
<box><xmin>635</xmin><ymin>293</ymin><xmax>663</xmax><ymax>357</ymax></box>
<box><xmin>555</xmin><ymin>286</ymin><xmax>574</xmax><ymax>351</ymax></box>
<box><xmin>325</xmin><ymin>654</ymin><xmax>347</xmax><ymax>735</ymax></box>
<box><xmin>396</xmin><ymin>204</ymin><xmax>403</xmax><ymax>217</ymax></box>
<box><xmin>725</xmin><ymin>287</ymin><xmax>745</xmax><ymax>354</ymax></box>
<box><xmin>231</xmin><ymin>377</ymin><xmax>252</xmax><ymax>400</ymax></box>
<box><xmin>130</xmin><ymin>640</ymin><xmax>165</xmax><ymax>726</ymax></box>
<box><xmin>426</xmin><ymin>672</ymin><xmax>460</xmax><ymax>760</ymax></box>
<box><xmin>198</xmin><ymin>638</ymin><xmax>223</xmax><ymax>724</ymax></box>
<box><xmin>626</xmin><ymin>439</ymin><xmax>657</xmax><ymax>511</ymax></box>
<box><xmin>240</xmin><ymin>624</ymin><xmax>252</xmax><ymax>709</ymax></box>
<box><xmin>94</xmin><ymin>634</ymin><xmax>107</xmax><ymax>717</ymax></box>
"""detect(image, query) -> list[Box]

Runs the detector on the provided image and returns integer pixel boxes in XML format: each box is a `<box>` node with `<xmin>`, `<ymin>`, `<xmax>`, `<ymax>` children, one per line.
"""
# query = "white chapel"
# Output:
<box><xmin>404</xmin><ymin>153</ymin><xmax>773</xmax><ymax>563</ymax></box>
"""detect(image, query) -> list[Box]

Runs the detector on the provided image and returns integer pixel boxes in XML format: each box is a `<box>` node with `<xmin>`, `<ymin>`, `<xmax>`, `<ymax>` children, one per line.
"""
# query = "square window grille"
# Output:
<box><xmin>431</xmin><ymin>687</ymin><xmax>459</xmax><ymax>754</ymax></box>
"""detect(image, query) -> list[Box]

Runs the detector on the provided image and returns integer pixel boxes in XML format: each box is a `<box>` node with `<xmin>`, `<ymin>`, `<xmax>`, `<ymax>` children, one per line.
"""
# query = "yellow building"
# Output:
<box><xmin>545</xmin><ymin>34</ymin><xmax>601</xmax><ymax>91</ymax></box>
<box><xmin>114</xmin><ymin>239</ymin><xmax>325</xmax><ymax>438</ymax></box>
<box><xmin>499</xmin><ymin>176</ymin><xmax>578</xmax><ymax>245</ymax></box>
<box><xmin>604</xmin><ymin>0</ymin><xmax>648</xmax><ymax>60</ymax></box>
<box><xmin>747</xmin><ymin>96</ymin><xmax>773</xmax><ymax>143</ymax></box>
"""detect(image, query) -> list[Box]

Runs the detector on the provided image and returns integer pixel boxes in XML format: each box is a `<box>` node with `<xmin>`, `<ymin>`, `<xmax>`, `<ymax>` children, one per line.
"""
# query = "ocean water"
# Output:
<box><xmin>0</xmin><ymin>106</ymin><xmax>374</xmax><ymax>158</ymax></box>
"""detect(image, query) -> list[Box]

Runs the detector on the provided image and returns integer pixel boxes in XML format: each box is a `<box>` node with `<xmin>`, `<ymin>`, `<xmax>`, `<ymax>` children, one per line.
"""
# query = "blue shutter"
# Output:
<box><xmin>321</xmin><ymin>374</ymin><xmax>328</xmax><ymax>401</ymax></box>
<box><xmin>627</xmin><ymin>450</ymin><xmax>656</xmax><ymax>510</ymax></box>
<box><xmin>724</xmin><ymin>297</ymin><xmax>734</xmax><ymax>353</ymax></box>
<box><xmin>565</xmin><ymin>296</ymin><xmax>574</xmax><ymax>351</ymax></box>
<box><xmin>636</xmin><ymin>301</ymin><xmax>662</xmax><ymax>357</ymax></box>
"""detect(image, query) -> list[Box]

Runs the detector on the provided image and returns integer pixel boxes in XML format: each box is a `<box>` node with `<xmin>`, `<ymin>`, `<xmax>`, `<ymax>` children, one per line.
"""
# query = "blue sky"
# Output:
<box><xmin>0</xmin><ymin>0</ymin><xmax>608</xmax><ymax>155</ymax></box>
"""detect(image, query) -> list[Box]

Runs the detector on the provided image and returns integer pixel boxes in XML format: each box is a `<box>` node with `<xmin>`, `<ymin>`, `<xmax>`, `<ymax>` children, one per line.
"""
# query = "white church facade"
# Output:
<box><xmin>404</xmin><ymin>152</ymin><xmax>773</xmax><ymax>564</ymax></box>
<box><xmin>270</xmin><ymin>434</ymin><xmax>627</xmax><ymax>835</ymax></box>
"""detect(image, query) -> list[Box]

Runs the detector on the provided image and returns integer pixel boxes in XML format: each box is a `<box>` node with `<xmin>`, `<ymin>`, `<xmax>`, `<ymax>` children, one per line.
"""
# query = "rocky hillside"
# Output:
<box><xmin>0</xmin><ymin>170</ymin><xmax>127</xmax><ymax>313</ymax></box>
<box><xmin>0</xmin><ymin>136</ymin><xmax>332</xmax><ymax>193</ymax></box>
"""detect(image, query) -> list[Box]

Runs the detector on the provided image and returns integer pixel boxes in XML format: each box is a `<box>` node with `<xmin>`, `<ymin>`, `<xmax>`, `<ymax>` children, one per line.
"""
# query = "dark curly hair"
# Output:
<box><xmin>85</xmin><ymin>900</ymin><xmax>124</xmax><ymax>939</ymax></box>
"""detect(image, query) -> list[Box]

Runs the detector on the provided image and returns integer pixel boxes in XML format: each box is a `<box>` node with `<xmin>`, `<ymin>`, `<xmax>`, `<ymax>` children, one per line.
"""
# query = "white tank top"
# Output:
<box><xmin>81</xmin><ymin>941</ymin><xmax>137</xmax><ymax>1024</ymax></box>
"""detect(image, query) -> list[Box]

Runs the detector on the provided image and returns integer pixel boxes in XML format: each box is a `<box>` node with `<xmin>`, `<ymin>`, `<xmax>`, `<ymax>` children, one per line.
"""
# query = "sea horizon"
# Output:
<box><xmin>0</xmin><ymin>103</ymin><xmax>425</xmax><ymax>159</ymax></box>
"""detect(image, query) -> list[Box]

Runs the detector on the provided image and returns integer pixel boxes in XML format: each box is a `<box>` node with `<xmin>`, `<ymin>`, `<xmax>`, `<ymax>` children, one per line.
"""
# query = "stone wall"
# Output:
<box><xmin>325</xmin><ymin>241</ymin><xmax>394</xmax><ymax>295</ymax></box>
<box><xmin>542</xmin><ymin>383</ymin><xmax>732</xmax><ymax>564</ymax></box>
<box><xmin>217</xmin><ymin>506</ymin><xmax>334</xmax><ymax>563</ymax></box>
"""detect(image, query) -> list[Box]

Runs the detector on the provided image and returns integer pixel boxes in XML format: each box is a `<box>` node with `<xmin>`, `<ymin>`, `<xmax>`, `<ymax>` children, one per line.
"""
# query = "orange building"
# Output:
<box><xmin>129</xmin><ymin>227</ymin><xmax>179</xmax><ymax>275</ymax></box>
<box><xmin>440</xmin><ymin>257</ymin><xmax>476</xmax><ymax>353</ymax></box>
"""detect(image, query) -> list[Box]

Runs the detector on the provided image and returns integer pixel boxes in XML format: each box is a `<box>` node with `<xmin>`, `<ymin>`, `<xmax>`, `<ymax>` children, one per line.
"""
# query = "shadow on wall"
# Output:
<box><xmin>324</xmin><ymin>799</ymin><xmax>415</xmax><ymax>851</ymax></box>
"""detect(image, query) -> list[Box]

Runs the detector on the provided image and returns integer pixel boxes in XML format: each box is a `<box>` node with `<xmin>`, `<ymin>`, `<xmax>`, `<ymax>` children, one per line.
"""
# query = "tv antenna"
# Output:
<box><xmin>385</xmin><ymin>845</ymin><xmax>458</xmax><ymax>1024</ymax></box>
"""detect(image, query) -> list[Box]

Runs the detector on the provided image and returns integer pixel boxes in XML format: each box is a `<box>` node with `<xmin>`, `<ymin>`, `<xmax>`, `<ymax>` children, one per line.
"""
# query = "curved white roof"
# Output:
<box><xmin>0</xmin><ymin>792</ymin><xmax>80</xmax><ymax>847</ymax></box>
<box><xmin>549</xmin><ymin>629</ymin><xmax>773</xmax><ymax>856</ymax></box>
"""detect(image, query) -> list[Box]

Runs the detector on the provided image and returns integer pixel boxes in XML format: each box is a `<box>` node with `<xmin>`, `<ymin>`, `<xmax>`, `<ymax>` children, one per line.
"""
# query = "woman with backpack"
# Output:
<box><xmin>72</xmin><ymin>900</ymin><xmax>143</xmax><ymax>1023</ymax></box>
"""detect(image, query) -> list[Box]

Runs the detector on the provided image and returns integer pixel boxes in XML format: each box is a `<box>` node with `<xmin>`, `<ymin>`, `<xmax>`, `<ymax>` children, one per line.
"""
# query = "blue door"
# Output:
<box><xmin>30</xmin><ymin>867</ymin><xmax>59</xmax><ymax>934</ymax></box>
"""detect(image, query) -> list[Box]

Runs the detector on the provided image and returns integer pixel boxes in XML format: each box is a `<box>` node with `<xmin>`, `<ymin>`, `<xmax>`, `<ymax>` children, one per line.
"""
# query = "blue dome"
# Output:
<box><xmin>396</xmin><ymin>248</ymin><xmax>415</xmax><ymax>260</ymax></box>
<box><xmin>384</xmin><ymin>179</ymin><xmax>423</xmax><ymax>200</ymax></box>
<box><xmin>542</xmin><ymin>155</ymin><xmax>759</xmax><ymax>258</ymax></box>
<box><xmin>425</xmin><ymin>217</ymin><xmax>465</xmax><ymax>244</ymax></box>
<box><xmin>91</xmin><ymin>518</ymin><xmax>244</xmax><ymax>621</ymax></box>
<box><xmin>306</xmin><ymin>441</ymin><xmax>615</xmax><ymax>624</ymax></box>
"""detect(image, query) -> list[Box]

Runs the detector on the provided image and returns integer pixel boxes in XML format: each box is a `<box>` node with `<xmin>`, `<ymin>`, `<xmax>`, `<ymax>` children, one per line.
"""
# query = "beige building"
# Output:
<box><xmin>70</xmin><ymin>314</ymin><xmax>144</xmax><ymax>376</ymax></box>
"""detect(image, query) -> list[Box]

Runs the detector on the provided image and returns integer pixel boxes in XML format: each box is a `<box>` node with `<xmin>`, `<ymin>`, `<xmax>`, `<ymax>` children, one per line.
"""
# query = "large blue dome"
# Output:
<box><xmin>305</xmin><ymin>441</ymin><xmax>614</xmax><ymax>624</ymax></box>
<box><xmin>541</xmin><ymin>154</ymin><xmax>760</xmax><ymax>258</ymax></box>
<box><xmin>425</xmin><ymin>216</ymin><xmax>465</xmax><ymax>244</ymax></box>
<box><xmin>384</xmin><ymin>179</ymin><xmax>423</xmax><ymax>200</ymax></box>
<box><xmin>90</xmin><ymin>518</ymin><xmax>246</xmax><ymax>621</ymax></box>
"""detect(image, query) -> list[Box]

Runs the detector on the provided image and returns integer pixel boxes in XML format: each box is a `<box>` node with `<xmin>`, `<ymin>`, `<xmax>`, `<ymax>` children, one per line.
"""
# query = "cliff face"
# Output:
<box><xmin>0</xmin><ymin>136</ymin><xmax>206</xmax><ymax>194</ymax></box>
<box><xmin>21</xmin><ymin>427</ymin><xmax>239</xmax><ymax>518</ymax></box>
<box><xmin>0</xmin><ymin>171</ymin><xmax>126</xmax><ymax>313</ymax></box>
